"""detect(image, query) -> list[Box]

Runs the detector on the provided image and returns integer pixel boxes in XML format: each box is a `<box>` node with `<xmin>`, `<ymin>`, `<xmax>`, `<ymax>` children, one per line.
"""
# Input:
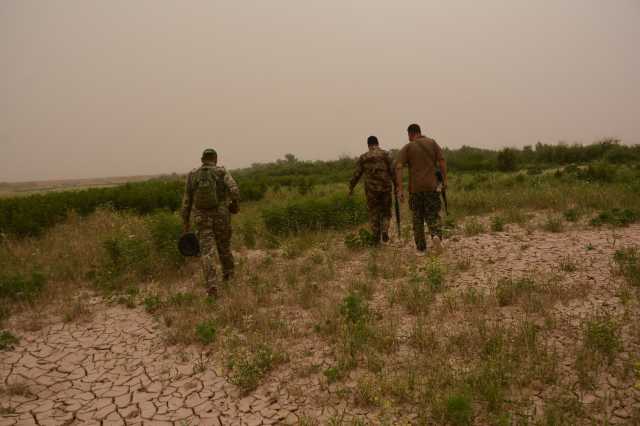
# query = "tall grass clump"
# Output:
<box><xmin>613</xmin><ymin>247</ymin><xmax>640</xmax><ymax>287</ymax></box>
<box><xmin>262</xmin><ymin>193</ymin><xmax>368</xmax><ymax>235</ymax></box>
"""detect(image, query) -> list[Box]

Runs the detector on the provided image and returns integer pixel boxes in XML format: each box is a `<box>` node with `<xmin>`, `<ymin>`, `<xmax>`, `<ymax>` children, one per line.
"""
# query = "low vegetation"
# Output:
<box><xmin>0</xmin><ymin>141</ymin><xmax>639</xmax><ymax>423</ymax></box>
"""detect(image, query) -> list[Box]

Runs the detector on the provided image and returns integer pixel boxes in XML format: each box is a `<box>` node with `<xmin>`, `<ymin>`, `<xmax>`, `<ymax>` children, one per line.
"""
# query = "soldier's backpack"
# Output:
<box><xmin>193</xmin><ymin>166</ymin><xmax>219</xmax><ymax>210</ymax></box>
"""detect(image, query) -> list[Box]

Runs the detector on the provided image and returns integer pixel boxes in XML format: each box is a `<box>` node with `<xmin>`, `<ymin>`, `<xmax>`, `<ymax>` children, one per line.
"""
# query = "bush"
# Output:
<box><xmin>583</xmin><ymin>315</ymin><xmax>621</xmax><ymax>364</ymax></box>
<box><xmin>496</xmin><ymin>148</ymin><xmax>518</xmax><ymax>172</ymax></box>
<box><xmin>490</xmin><ymin>216</ymin><xmax>505</xmax><ymax>232</ymax></box>
<box><xmin>0</xmin><ymin>271</ymin><xmax>45</xmax><ymax>302</ymax></box>
<box><xmin>227</xmin><ymin>344</ymin><xmax>286</xmax><ymax>392</ymax></box>
<box><xmin>97</xmin><ymin>234</ymin><xmax>152</xmax><ymax>288</ymax></box>
<box><xmin>146</xmin><ymin>211</ymin><xmax>184</xmax><ymax>266</ymax></box>
<box><xmin>143</xmin><ymin>295</ymin><xmax>162</xmax><ymax>313</ymax></box>
<box><xmin>591</xmin><ymin>208</ymin><xmax>639</xmax><ymax>227</ymax></box>
<box><xmin>195</xmin><ymin>320</ymin><xmax>217</xmax><ymax>345</ymax></box>
<box><xmin>262</xmin><ymin>193</ymin><xmax>368</xmax><ymax>235</ymax></box>
<box><xmin>0</xmin><ymin>179</ymin><xmax>183</xmax><ymax>238</ymax></box>
<box><xmin>345</xmin><ymin>228</ymin><xmax>377</xmax><ymax>249</ymax></box>
<box><xmin>443</xmin><ymin>393</ymin><xmax>473</xmax><ymax>426</ymax></box>
<box><xmin>0</xmin><ymin>330</ymin><xmax>19</xmax><ymax>350</ymax></box>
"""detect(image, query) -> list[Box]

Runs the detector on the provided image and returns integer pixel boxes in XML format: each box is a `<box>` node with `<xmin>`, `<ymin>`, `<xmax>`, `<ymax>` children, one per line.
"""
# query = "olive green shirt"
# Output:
<box><xmin>396</xmin><ymin>136</ymin><xmax>444</xmax><ymax>193</ymax></box>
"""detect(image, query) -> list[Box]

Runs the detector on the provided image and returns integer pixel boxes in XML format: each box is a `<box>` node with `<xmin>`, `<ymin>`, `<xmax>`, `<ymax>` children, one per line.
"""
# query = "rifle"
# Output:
<box><xmin>436</xmin><ymin>170</ymin><xmax>448</xmax><ymax>215</ymax></box>
<box><xmin>394</xmin><ymin>188</ymin><xmax>401</xmax><ymax>238</ymax></box>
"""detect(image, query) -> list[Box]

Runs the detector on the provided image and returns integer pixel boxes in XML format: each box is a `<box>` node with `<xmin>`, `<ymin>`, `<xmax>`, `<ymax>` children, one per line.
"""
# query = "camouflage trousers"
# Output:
<box><xmin>409</xmin><ymin>191</ymin><xmax>442</xmax><ymax>251</ymax></box>
<box><xmin>365</xmin><ymin>189</ymin><xmax>392</xmax><ymax>243</ymax></box>
<box><xmin>194</xmin><ymin>208</ymin><xmax>234</xmax><ymax>291</ymax></box>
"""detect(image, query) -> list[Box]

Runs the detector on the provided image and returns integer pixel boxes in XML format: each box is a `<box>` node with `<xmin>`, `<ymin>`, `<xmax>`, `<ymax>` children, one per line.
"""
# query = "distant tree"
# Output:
<box><xmin>497</xmin><ymin>148</ymin><xmax>518</xmax><ymax>172</ymax></box>
<box><xmin>284</xmin><ymin>153</ymin><xmax>298</xmax><ymax>163</ymax></box>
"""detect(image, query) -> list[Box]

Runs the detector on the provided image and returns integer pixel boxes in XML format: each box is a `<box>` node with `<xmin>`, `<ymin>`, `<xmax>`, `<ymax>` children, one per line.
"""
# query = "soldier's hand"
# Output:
<box><xmin>183</xmin><ymin>223</ymin><xmax>190</xmax><ymax>234</ymax></box>
<box><xmin>229</xmin><ymin>200</ymin><xmax>240</xmax><ymax>214</ymax></box>
<box><xmin>398</xmin><ymin>190</ymin><xmax>405</xmax><ymax>203</ymax></box>
<box><xmin>348</xmin><ymin>189</ymin><xmax>354</xmax><ymax>197</ymax></box>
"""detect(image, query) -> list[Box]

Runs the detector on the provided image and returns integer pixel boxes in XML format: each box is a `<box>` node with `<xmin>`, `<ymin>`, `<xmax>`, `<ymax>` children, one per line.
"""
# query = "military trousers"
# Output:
<box><xmin>365</xmin><ymin>189</ymin><xmax>392</xmax><ymax>243</ymax></box>
<box><xmin>409</xmin><ymin>191</ymin><xmax>442</xmax><ymax>251</ymax></box>
<box><xmin>194</xmin><ymin>207</ymin><xmax>234</xmax><ymax>291</ymax></box>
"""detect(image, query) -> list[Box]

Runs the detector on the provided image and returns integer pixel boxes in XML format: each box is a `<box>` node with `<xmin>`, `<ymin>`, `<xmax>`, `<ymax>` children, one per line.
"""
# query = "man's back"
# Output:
<box><xmin>355</xmin><ymin>147</ymin><xmax>394</xmax><ymax>193</ymax></box>
<box><xmin>397</xmin><ymin>136</ymin><xmax>443</xmax><ymax>193</ymax></box>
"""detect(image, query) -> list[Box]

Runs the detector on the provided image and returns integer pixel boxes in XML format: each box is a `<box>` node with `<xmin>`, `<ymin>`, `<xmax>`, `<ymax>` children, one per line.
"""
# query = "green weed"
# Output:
<box><xmin>195</xmin><ymin>320</ymin><xmax>217</xmax><ymax>345</ymax></box>
<box><xmin>0</xmin><ymin>330</ymin><xmax>19</xmax><ymax>350</ymax></box>
<box><xmin>227</xmin><ymin>344</ymin><xmax>287</xmax><ymax>393</ymax></box>
<box><xmin>490</xmin><ymin>216</ymin><xmax>505</xmax><ymax>232</ymax></box>
<box><xmin>613</xmin><ymin>247</ymin><xmax>640</xmax><ymax>287</ymax></box>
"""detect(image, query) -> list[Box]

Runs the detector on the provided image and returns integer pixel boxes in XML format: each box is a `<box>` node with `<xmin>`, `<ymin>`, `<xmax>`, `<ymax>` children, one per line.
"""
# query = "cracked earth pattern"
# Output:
<box><xmin>1</xmin><ymin>222</ymin><xmax>640</xmax><ymax>425</ymax></box>
<box><xmin>0</xmin><ymin>307</ymin><xmax>306</xmax><ymax>426</ymax></box>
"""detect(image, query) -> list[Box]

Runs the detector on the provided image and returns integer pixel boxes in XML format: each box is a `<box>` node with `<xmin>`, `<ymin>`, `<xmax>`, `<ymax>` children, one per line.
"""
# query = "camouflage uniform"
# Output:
<box><xmin>181</xmin><ymin>162</ymin><xmax>240</xmax><ymax>293</ymax></box>
<box><xmin>409</xmin><ymin>191</ymin><xmax>442</xmax><ymax>251</ymax></box>
<box><xmin>349</xmin><ymin>147</ymin><xmax>395</xmax><ymax>243</ymax></box>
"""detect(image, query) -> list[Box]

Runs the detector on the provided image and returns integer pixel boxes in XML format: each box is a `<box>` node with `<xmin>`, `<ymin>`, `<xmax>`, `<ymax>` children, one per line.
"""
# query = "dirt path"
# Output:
<box><xmin>2</xmin><ymin>223</ymin><xmax>640</xmax><ymax>425</ymax></box>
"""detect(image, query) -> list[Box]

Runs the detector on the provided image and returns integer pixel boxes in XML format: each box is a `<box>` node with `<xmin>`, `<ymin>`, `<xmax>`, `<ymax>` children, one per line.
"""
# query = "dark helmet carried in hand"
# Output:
<box><xmin>178</xmin><ymin>232</ymin><xmax>200</xmax><ymax>257</ymax></box>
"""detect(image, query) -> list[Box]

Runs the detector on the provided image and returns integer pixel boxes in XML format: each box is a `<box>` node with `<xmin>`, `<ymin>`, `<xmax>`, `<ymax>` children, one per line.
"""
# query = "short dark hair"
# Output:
<box><xmin>407</xmin><ymin>123</ymin><xmax>421</xmax><ymax>135</ymax></box>
<box><xmin>367</xmin><ymin>135</ymin><xmax>379</xmax><ymax>146</ymax></box>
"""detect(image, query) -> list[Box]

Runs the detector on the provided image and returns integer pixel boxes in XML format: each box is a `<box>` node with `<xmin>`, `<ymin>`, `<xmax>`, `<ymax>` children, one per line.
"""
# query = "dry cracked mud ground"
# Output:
<box><xmin>2</xmin><ymin>222</ymin><xmax>640</xmax><ymax>425</ymax></box>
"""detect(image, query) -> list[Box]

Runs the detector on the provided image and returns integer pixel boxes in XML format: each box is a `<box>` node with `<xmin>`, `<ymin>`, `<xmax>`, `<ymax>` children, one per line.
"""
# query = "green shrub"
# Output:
<box><xmin>340</xmin><ymin>292</ymin><xmax>369</xmax><ymax>324</ymax></box>
<box><xmin>591</xmin><ymin>208</ymin><xmax>639</xmax><ymax>227</ymax></box>
<box><xmin>195</xmin><ymin>320</ymin><xmax>217</xmax><ymax>345</ymax></box>
<box><xmin>227</xmin><ymin>344</ymin><xmax>286</xmax><ymax>392</ymax></box>
<box><xmin>0</xmin><ymin>330</ymin><xmax>19</xmax><ymax>350</ymax></box>
<box><xmin>576</xmin><ymin>161</ymin><xmax>617</xmax><ymax>182</ymax></box>
<box><xmin>441</xmin><ymin>393</ymin><xmax>473</xmax><ymax>426</ymax></box>
<box><xmin>345</xmin><ymin>228</ymin><xmax>377</xmax><ymax>249</ymax></box>
<box><xmin>143</xmin><ymin>295</ymin><xmax>162</xmax><ymax>313</ymax></box>
<box><xmin>0</xmin><ymin>271</ymin><xmax>45</xmax><ymax>302</ymax></box>
<box><xmin>583</xmin><ymin>315</ymin><xmax>621</xmax><ymax>364</ymax></box>
<box><xmin>262</xmin><ymin>193</ymin><xmax>368</xmax><ymax>235</ymax></box>
<box><xmin>97</xmin><ymin>233</ymin><xmax>152</xmax><ymax>288</ymax></box>
<box><xmin>0</xmin><ymin>179</ymin><xmax>183</xmax><ymax>238</ymax></box>
<box><xmin>490</xmin><ymin>216</ymin><xmax>505</xmax><ymax>232</ymax></box>
<box><xmin>146</xmin><ymin>211</ymin><xmax>184</xmax><ymax>266</ymax></box>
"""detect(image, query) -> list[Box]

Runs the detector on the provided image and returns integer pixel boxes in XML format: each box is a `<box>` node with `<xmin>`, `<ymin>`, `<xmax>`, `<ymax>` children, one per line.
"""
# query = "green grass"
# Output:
<box><xmin>0</xmin><ymin>330</ymin><xmax>19</xmax><ymax>350</ymax></box>
<box><xmin>195</xmin><ymin>320</ymin><xmax>217</xmax><ymax>345</ymax></box>
<box><xmin>583</xmin><ymin>314</ymin><xmax>621</xmax><ymax>364</ymax></box>
<box><xmin>614</xmin><ymin>247</ymin><xmax>640</xmax><ymax>287</ymax></box>
<box><xmin>227</xmin><ymin>343</ymin><xmax>287</xmax><ymax>393</ymax></box>
<box><xmin>0</xmin><ymin>271</ymin><xmax>46</xmax><ymax>302</ymax></box>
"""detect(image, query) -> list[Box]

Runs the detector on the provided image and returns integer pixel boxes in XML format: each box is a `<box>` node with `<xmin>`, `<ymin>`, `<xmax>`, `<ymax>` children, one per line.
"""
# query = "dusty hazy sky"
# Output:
<box><xmin>1</xmin><ymin>1</ymin><xmax>639</xmax><ymax>181</ymax></box>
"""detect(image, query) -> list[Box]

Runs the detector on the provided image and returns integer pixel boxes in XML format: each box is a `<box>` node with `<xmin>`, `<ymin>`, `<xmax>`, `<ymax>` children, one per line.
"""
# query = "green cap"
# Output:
<box><xmin>201</xmin><ymin>148</ymin><xmax>217</xmax><ymax>158</ymax></box>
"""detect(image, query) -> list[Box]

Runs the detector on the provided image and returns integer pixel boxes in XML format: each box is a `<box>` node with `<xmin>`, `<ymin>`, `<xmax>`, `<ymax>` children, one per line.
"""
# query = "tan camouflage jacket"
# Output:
<box><xmin>181</xmin><ymin>163</ymin><xmax>240</xmax><ymax>223</ymax></box>
<box><xmin>349</xmin><ymin>147</ymin><xmax>396</xmax><ymax>193</ymax></box>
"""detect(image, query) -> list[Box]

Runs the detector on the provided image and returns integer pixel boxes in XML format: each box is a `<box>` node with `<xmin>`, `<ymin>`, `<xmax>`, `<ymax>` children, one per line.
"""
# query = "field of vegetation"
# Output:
<box><xmin>1</xmin><ymin>139</ymin><xmax>640</xmax><ymax>425</ymax></box>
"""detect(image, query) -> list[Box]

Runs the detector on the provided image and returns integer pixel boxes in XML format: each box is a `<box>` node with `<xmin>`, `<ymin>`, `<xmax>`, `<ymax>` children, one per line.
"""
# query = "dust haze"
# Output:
<box><xmin>1</xmin><ymin>0</ymin><xmax>639</xmax><ymax>182</ymax></box>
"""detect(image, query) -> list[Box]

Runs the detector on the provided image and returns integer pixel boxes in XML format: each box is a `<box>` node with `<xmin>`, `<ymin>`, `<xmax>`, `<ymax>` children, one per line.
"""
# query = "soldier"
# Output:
<box><xmin>181</xmin><ymin>148</ymin><xmax>240</xmax><ymax>297</ymax></box>
<box><xmin>395</xmin><ymin>124</ymin><xmax>448</xmax><ymax>253</ymax></box>
<box><xmin>349</xmin><ymin>136</ymin><xmax>396</xmax><ymax>244</ymax></box>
